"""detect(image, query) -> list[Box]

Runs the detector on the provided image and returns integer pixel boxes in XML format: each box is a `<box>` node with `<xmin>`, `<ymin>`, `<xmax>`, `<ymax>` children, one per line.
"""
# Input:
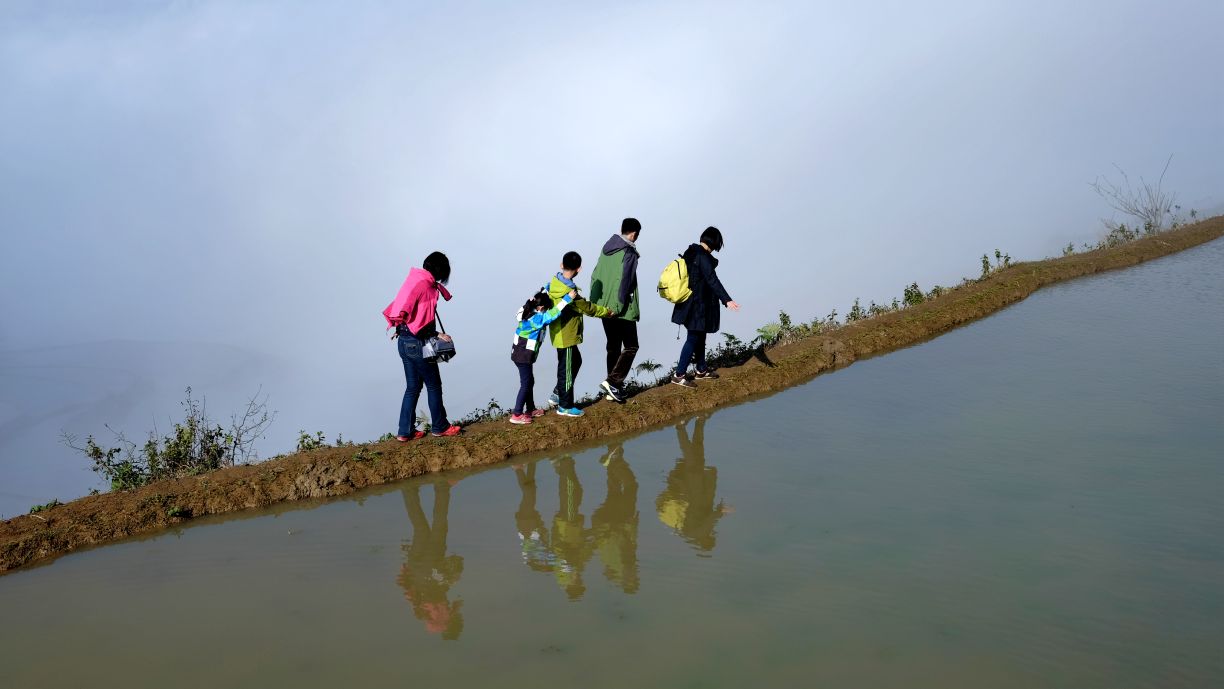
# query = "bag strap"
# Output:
<box><xmin>435</xmin><ymin>308</ymin><xmax>446</xmax><ymax>335</ymax></box>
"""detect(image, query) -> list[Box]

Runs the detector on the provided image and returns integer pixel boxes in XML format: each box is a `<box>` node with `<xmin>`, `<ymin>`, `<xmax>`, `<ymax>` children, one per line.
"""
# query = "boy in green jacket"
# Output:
<box><xmin>588</xmin><ymin>217</ymin><xmax>642</xmax><ymax>403</ymax></box>
<box><xmin>548</xmin><ymin>251</ymin><xmax>613</xmax><ymax>417</ymax></box>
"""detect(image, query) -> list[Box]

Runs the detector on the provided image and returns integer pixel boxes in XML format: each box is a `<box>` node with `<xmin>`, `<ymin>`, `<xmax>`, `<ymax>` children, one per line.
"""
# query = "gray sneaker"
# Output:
<box><xmin>671</xmin><ymin>374</ymin><xmax>697</xmax><ymax>389</ymax></box>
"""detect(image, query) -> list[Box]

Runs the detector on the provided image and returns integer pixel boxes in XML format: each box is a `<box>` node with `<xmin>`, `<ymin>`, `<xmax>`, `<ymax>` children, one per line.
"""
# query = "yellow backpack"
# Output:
<box><xmin>657</xmin><ymin>256</ymin><xmax>692</xmax><ymax>303</ymax></box>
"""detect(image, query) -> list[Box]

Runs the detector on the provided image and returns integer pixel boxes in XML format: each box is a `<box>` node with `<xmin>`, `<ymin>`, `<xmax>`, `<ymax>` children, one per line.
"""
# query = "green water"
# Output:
<box><xmin>2</xmin><ymin>240</ymin><xmax>1222</xmax><ymax>688</ymax></box>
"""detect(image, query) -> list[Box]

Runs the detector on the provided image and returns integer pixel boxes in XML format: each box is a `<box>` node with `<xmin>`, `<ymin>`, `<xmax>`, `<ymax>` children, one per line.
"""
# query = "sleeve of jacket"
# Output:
<box><xmin>617</xmin><ymin>250</ymin><xmax>638</xmax><ymax>308</ymax></box>
<box><xmin>537</xmin><ymin>294</ymin><xmax>574</xmax><ymax>327</ymax></box>
<box><xmin>572</xmin><ymin>296</ymin><xmax>612</xmax><ymax>318</ymax></box>
<box><xmin>702</xmin><ymin>258</ymin><xmax>733</xmax><ymax>306</ymax></box>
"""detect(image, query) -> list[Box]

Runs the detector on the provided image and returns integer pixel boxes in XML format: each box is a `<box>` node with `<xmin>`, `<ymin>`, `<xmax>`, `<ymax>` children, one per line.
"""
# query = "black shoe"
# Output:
<box><xmin>600</xmin><ymin>380</ymin><xmax>625</xmax><ymax>403</ymax></box>
<box><xmin>671</xmin><ymin>374</ymin><xmax>697</xmax><ymax>389</ymax></box>
<box><xmin>693</xmin><ymin>369</ymin><xmax>720</xmax><ymax>380</ymax></box>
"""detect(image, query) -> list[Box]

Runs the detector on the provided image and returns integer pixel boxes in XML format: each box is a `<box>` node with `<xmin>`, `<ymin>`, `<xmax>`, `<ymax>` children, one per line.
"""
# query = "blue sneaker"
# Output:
<box><xmin>556</xmin><ymin>407</ymin><xmax>584</xmax><ymax>418</ymax></box>
<box><xmin>547</xmin><ymin>392</ymin><xmax>560</xmax><ymax>408</ymax></box>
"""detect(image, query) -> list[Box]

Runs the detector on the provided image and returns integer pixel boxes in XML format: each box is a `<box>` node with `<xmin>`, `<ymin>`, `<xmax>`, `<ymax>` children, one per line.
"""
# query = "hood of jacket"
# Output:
<box><xmin>603</xmin><ymin>234</ymin><xmax>638</xmax><ymax>257</ymax></box>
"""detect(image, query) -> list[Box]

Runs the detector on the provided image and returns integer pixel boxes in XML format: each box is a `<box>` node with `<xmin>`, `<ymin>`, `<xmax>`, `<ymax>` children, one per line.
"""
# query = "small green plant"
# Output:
<box><xmin>166</xmin><ymin>505</ymin><xmax>191</xmax><ymax>519</ymax></box>
<box><xmin>29</xmin><ymin>499</ymin><xmax>62</xmax><ymax>514</ymax></box>
<box><xmin>455</xmin><ymin>398</ymin><xmax>506</xmax><ymax>426</ymax></box>
<box><xmin>1063</xmin><ymin>242</ymin><xmax>1075</xmax><ymax>256</ymax></box>
<box><xmin>926</xmin><ymin>285</ymin><xmax>946</xmax><ymax>300</ymax></box>
<box><xmin>846</xmin><ymin>298</ymin><xmax>864</xmax><ymax>322</ymax></box>
<box><xmin>903</xmin><ymin>282</ymin><xmax>924</xmax><ymax>307</ymax></box>
<box><xmin>353</xmin><ymin>446</ymin><xmax>383</xmax><ymax>462</ymax></box>
<box><xmin>705</xmin><ymin>332</ymin><xmax>761</xmax><ymax>370</ymax></box>
<box><xmin>296</xmin><ymin>431</ymin><xmax>327</xmax><ymax>452</ymax></box>
<box><xmin>635</xmin><ymin>359</ymin><xmax>663</xmax><ymax>375</ymax></box>
<box><xmin>620</xmin><ymin>359</ymin><xmax>671</xmax><ymax>396</ymax></box>
<box><xmin>377</xmin><ymin>432</ymin><xmax>397</xmax><ymax>443</ymax></box>
<box><xmin>63</xmin><ymin>388</ymin><xmax>274</xmax><ymax>492</ymax></box>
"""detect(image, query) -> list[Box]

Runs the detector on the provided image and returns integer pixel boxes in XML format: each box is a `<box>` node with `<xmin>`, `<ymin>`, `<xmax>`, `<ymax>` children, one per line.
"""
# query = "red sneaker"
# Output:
<box><xmin>529</xmin><ymin>409</ymin><xmax>547</xmax><ymax>418</ymax></box>
<box><xmin>509</xmin><ymin>414</ymin><xmax>533</xmax><ymax>425</ymax></box>
<box><xmin>431</xmin><ymin>424</ymin><xmax>462</xmax><ymax>437</ymax></box>
<box><xmin>396</xmin><ymin>431</ymin><xmax>427</xmax><ymax>442</ymax></box>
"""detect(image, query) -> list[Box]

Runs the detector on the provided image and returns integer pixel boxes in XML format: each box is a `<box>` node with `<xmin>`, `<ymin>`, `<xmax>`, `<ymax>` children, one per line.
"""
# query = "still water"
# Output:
<box><xmin>1</xmin><ymin>240</ymin><xmax>1221</xmax><ymax>688</ymax></box>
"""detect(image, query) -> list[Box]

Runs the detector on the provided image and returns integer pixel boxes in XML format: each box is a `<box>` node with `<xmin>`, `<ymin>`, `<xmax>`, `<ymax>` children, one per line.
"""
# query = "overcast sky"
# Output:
<box><xmin>1</xmin><ymin>0</ymin><xmax>1221</xmax><ymax>513</ymax></box>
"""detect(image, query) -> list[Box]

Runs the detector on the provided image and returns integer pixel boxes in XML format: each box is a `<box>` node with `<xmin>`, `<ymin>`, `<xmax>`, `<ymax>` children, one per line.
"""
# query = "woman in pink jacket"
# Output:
<box><xmin>383</xmin><ymin>252</ymin><xmax>462</xmax><ymax>440</ymax></box>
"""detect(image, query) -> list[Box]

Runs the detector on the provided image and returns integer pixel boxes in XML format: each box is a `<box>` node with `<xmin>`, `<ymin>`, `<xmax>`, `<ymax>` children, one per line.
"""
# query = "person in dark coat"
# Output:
<box><xmin>670</xmin><ymin>227</ymin><xmax>740</xmax><ymax>387</ymax></box>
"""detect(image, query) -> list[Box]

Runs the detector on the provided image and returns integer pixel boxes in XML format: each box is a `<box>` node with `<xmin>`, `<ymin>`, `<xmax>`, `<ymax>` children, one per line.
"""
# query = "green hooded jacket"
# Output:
<box><xmin>589</xmin><ymin>234</ymin><xmax>641</xmax><ymax>322</ymax></box>
<box><xmin>548</xmin><ymin>274</ymin><xmax>611</xmax><ymax>348</ymax></box>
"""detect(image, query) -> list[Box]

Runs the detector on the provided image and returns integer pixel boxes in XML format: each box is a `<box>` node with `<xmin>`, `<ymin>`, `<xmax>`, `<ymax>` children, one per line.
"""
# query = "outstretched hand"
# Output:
<box><xmin>568</xmin><ymin>289</ymin><xmax>578</xmax><ymax>300</ymax></box>
<box><xmin>727</xmin><ymin>301</ymin><xmax>741</xmax><ymax>311</ymax></box>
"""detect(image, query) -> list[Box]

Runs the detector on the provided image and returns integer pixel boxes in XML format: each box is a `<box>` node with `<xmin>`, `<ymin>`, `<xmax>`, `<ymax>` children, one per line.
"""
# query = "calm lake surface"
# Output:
<box><xmin>1</xmin><ymin>240</ymin><xmax>1221</xmax><ymax>688</ymax></box>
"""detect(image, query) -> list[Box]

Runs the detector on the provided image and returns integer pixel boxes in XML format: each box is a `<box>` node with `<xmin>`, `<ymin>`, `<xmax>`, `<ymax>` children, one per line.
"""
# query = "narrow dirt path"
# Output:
<box><xmin>4</xmin><ymin>218</ymin><xmax>1222</xmax><ymax>574</ymax></box>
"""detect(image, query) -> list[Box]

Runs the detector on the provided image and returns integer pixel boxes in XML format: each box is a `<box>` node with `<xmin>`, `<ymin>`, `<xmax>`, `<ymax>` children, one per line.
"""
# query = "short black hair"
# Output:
<box><xmin>423</xmin><ymin>251</ymin><xmax>451</xmax><ymax>284</ymax></box>
<box><xmin>700</xmin><ymin>226</ymin><xmax>724</xmax><ymax>252</ymax></box>
<box><xmin>562</xmin><ymin>251</ymin><xmax>582</xmax><ymax>271</ymax></box>
<box><xmin>621</xmin><ymin>217</ymin><xmax>641</xmax><ymax>236</ymax></box>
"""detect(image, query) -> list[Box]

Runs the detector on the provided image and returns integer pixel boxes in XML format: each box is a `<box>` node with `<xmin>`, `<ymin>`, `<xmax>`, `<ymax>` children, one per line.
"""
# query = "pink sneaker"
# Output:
<box><xmin>509</xmin><ymin>413</ymin><xmax>533</xmax><ymax>425</ymax></box>
<box><xmin>431</xmin><ymin>424</ymin><xmax>463</xmax><ymax>438</ymax></box>
<box><xmin>529</xmin><ymin>409</ymin><xmax>547</xmax><ymax>418</ymax></box>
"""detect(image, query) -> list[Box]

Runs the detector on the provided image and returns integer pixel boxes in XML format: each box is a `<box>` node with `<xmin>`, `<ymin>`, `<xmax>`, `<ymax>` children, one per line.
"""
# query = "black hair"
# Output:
<box><xmin>700</xmin><ymin>226</ymin><xmax>724</xmax><ymax>252</ymax></box>
<box><xmin>521</xmin><ymin>291</ymin><xmax>552</xmax><ymax>317</ymax></box>
<box><xmin>562</xmin><ymin>251</ymin><xmax>582</xmax><ymax>271</ymax></box>
<box><xmin>621</xmin><ymin>217</ymin><xmax>641</xmax><ymax>236</ymax></box>
<box><xmin>423</xmin><ymin>251</ymin><xmax>451</xmax><ymax>284</ymax></box>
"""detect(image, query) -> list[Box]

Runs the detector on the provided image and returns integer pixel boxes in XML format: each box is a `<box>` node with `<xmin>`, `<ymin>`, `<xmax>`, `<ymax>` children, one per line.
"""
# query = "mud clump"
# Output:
<box><xmin>3</xmin><ymin>218</ymin><xmax>1222</xmax><ymax>575</ymax></box>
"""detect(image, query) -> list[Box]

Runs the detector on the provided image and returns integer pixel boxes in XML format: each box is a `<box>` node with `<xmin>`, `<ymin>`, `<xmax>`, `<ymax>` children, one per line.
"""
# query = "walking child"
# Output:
<box><xmin>510</xmin><ymin>288</ymin><xmax>576</xmax><ymax>425</ymax></box>
<box><xmin>547</xmin><ymin>252</ymin><xmax>614</xmax><ymax>417</ymax></box>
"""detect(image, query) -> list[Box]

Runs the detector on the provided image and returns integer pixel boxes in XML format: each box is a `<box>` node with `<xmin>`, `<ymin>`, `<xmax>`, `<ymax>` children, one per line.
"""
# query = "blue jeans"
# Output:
<box><xmin>676</xmin><ymin>329</ymin><xmax>707</xmax><ymax>376</ymax></box>
<box><xmin>398</xmin><ymin>335</ymin><xmax>448</xmax><ymax>435</ymax></box>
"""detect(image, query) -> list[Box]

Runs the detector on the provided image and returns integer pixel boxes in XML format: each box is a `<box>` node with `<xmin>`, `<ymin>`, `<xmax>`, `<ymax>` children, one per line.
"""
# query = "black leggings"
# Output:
<box><xmin>514</xmin><ymin>361</ymin><xmax>535</xmax><ymax>415</ymax></box>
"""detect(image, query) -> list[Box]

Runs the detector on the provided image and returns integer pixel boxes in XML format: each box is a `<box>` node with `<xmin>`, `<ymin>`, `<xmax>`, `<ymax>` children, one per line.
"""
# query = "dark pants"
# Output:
<box><xmin>676</xmin><ymin>329</ymin><xmax>708</xmax><ymax>376</ymax></box>
<box><xmin>399</xmin><ymin>335</ymin><xmax>449</xmax><ymax>435</ymax></box>
<box><xmin>514</xmin><ymin>361</ymin><xmax>536</xmax><ymax>416</ymax></box>
<box><xmin>602</xmin><ymin>319</ymin><xmax>639</xmax><ymax>388</ymax></box>
<box><xmin>554</xmin><ymin>346</ymin><xmax>583</xmax><ymax>409</ymax></box>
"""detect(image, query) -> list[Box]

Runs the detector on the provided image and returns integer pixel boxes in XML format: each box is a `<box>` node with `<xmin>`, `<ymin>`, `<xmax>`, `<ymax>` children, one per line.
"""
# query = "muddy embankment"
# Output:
<box><xmin>4</xmin><ymin>218</ymin><xmax>1223</xmax><ymax>574</ymax></box>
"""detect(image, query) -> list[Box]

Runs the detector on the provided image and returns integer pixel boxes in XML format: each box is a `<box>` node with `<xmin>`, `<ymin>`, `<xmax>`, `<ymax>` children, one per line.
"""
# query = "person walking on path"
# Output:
<box><xmin>383</xmin><ymin>251</ymin><xmax>463</xmax><ymax>439</ymax></box>
<box><xmin>589</xmin><ymin>217</ymin><xmax>642</xmax><ymax>403</ymax></box>
<box><xmin>509</xmin><ymin>288</ymin><xmax>576</xmax><ymax>425</ymax></box>
<box><xmin>546</xmin><ymin>251</ymin><xmax>614</xmax><ymax>417</ymax></box>
<box><xmin>670</xmin><ymin>227</ymin><xmax>740</xmax><ymax>388</ymax></box>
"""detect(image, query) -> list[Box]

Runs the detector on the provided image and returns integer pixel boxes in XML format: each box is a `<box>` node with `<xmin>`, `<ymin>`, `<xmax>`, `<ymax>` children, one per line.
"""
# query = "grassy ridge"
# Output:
<box><xmin>3</xmin><ymin>216</ymin><xmax>1222</xmax><ymax>575</ymax></box>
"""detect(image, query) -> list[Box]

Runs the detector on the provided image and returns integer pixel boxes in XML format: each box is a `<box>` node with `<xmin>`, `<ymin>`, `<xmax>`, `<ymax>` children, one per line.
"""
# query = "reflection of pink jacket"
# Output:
<box><xmin>383</xmin><ymin>268</ymin><xmax>453</xmax><ymax>334</ymax></box>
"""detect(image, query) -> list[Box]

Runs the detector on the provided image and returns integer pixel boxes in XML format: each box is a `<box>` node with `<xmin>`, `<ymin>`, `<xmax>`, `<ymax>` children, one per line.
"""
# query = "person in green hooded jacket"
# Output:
<box><xmin>546</xmin><ymin>251</ymin><xmax>613</xmax><ymax>417</ymax></box>
<box><xmin>588</xmin><ymin>218</ymin><xmax>642</xmax><ymax>403</ymax></box>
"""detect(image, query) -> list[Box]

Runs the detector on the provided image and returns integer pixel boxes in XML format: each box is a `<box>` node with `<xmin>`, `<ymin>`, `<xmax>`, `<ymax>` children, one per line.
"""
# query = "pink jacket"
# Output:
<box><xmin>383</xmin><ymin>267</ymin><xmax>453</xmax><ymax>334</ymax></box>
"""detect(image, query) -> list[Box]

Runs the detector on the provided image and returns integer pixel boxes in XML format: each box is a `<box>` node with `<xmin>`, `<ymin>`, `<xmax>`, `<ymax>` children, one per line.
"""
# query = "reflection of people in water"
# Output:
<box><xmin>550</xmin><ymin>456</ymin><xmax>595</xmax><ymax>600</ymax></box>
<box><xmin>513</xmin><ymin>462</ymin><xmax>554</xmax><ymax>572</ymax></box>
<box><xmin>398</xmin><ymin>481</ymin><xmax>464</xmax><ymax>640</ymax></box>
<box><xmin>512</xmin><ymin>452</ymin><xmax>641</xmax><ymax>599</ymax></box>
<box><xmin>591</xmin><ymin>443</ymin><xmax>639</xmax><ymax>593</ymax></box>
<box><xmin>657</xmin><ymin>415</ymin><xmax>730</xmax><ymax>553</ymax></box>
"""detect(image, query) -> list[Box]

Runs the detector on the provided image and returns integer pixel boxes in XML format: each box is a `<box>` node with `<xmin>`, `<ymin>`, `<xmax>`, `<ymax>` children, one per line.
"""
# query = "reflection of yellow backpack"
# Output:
<box><xmin>657</xmin><ymin>256</ymin><xmax>692</xmax><ymax>303</ymax></box>
<box><xmin>657</xmin><ymin>499</ymin><xmax>687</xmax><ymax>531</ymax></box>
